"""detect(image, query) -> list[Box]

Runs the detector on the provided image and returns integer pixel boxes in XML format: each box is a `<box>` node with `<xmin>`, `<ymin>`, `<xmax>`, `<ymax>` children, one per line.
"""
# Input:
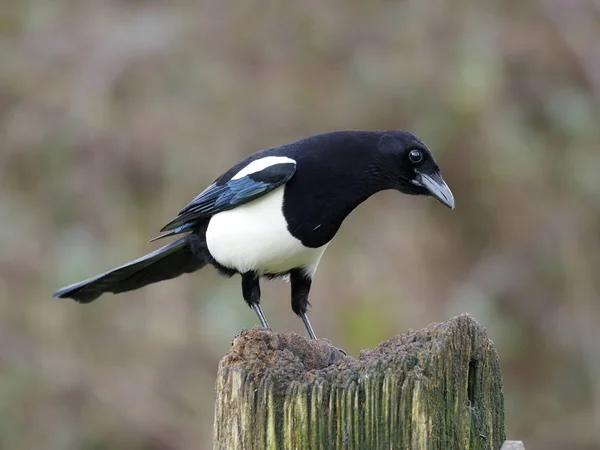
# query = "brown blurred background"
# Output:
<box><xmin>1</xmin><ymin>0</ymin><xmax>600</xmax><ymax>449</ymax></box>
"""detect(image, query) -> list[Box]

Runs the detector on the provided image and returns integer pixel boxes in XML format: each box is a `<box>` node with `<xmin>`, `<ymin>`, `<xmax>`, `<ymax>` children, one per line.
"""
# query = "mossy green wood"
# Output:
<box><xmin>213</xmin><ymin>315</ymin><xmax>505</xmax><ymax>450</ymax></box>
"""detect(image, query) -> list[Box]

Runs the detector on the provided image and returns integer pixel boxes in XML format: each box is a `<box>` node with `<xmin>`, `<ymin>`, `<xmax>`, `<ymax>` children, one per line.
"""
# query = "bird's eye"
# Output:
<box><xmin>408</xmin><ymin>149</ymin><xmax>423</xmax><ymax>164</ymax></box>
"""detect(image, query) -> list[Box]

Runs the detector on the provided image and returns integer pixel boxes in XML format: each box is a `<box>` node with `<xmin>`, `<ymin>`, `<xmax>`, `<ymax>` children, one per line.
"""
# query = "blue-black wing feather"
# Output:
<box><xmin>155</xmin><ymin>161</ymin><xmax>296</xmax><ymax>237</ymax></box>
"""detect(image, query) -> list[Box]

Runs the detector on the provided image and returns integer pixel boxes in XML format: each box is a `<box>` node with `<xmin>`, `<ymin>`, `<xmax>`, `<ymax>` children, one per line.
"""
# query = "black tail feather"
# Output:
<box><xmin>53</xmin><ymin>237</ymin><xmax>205</xmax><ymax>303</ymax></box>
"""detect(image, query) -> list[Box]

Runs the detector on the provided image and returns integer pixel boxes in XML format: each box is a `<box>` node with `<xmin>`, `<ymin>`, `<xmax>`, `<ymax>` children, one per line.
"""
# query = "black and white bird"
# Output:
<box><xmin>53</xmin><ymin>130</ymin><xmax>454</xmax><ymax>340</ymax></box>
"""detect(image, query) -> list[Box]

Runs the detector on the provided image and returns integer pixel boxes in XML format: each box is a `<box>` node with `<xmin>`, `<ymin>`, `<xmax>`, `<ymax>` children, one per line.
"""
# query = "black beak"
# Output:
<box><xmin>414</xmin><ymin>171</ymin><xmax>455</xmax><ymax>209</ymax></box>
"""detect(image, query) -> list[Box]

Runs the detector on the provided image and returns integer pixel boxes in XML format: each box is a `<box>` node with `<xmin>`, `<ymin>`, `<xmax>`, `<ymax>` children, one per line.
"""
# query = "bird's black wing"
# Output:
<box><xmin>151</xmin><ymin>158</ymin><xmax>296</xmax><ymax>240</ymax></box>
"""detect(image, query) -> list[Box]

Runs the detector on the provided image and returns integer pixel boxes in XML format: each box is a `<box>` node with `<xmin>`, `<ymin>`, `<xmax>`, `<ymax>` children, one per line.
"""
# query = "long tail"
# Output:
<box><xmin>53</xmin><ymin>236</ymin><xmax>206</xmax><ymax>303</ymax></box>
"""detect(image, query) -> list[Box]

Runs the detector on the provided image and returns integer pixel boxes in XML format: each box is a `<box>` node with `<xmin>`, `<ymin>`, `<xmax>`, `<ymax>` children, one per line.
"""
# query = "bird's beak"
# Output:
<box><xmin>414</xmin><ymin>171</ymin><xmax>455</xmax><ymax>209</ymax></box>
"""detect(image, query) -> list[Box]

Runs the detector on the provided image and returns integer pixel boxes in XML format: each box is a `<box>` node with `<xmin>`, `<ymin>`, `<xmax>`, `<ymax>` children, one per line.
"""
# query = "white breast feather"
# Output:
<box><xmin>205</xmin><ymin>186</ymin><xmax>328</xmax><ymax>276</ymax></box>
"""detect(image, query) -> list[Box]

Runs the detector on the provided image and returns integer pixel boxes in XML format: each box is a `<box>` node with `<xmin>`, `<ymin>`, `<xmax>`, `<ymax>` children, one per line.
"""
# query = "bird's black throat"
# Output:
<box><xmin>282</xmin><ymin>145</ymin><xmax>392</xmax><ymax>248</ymax></box>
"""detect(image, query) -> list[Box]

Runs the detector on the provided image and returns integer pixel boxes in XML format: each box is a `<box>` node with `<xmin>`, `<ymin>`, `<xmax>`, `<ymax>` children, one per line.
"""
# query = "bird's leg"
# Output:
<box><xmin>291</xmin><ymin>269</ymin><xmax>347</xmax><ymax>356</ymax></box>
<box><xmin>301</xmin><ymin>312</ymin><xmax>317</xmax><ymax>340</ymax></box>
<box><xmin>241</xmin><ymin>272</ymin><xmax>270</xmax><ymax>328</ymax></box>
<box><xmin>252</xmin><ymin>303</ymin><xmax>269</xmax><ymax>329</ymax></box>
<box><xmin>290</xmin><ymin>269</ymin><xmax>317</xmax><ymax>340</ymax></box>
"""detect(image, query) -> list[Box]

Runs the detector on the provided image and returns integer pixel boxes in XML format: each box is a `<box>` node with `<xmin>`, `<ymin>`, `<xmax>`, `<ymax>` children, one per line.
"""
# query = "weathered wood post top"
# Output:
<box><xmin>214</xmin><ymin>314</ymin><xmax>508</xmax><ymax>450</ymax></box>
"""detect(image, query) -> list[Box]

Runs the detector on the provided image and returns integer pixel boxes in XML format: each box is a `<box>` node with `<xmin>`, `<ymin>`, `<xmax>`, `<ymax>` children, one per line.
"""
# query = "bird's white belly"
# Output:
<box><xmin>205</xmin><ymin>187</ymin><xmax>328</xmax><ymax>276</ymax></box>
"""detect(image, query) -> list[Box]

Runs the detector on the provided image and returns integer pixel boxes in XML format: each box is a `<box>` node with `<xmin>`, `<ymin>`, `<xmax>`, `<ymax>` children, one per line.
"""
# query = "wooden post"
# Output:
<box><xmin>214</xmin><ymin>314</ymin><xmax>508</xmax><ymax>450</ymax></box>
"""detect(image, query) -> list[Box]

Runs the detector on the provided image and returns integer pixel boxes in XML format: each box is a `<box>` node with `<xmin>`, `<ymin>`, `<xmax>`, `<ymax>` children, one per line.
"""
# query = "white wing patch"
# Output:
<box><xmin>232</xmin><ymin>156</ymin><xmax>296</xmax><ymax>180</ymax></box>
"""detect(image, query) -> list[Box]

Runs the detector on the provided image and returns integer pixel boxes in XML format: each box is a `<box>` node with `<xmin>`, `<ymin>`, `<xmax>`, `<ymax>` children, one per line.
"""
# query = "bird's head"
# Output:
<box><xmin>377</xmin><ymin>131</ymin><xmax>455</xmax><ymax>209</ymax></box>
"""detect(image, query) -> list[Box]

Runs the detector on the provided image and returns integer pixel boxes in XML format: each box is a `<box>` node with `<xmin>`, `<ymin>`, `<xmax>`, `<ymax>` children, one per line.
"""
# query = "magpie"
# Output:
<box><xmin>53</xmin><ymin>130</ymin><xmax>454</xmax><ymax>340</ymax></box>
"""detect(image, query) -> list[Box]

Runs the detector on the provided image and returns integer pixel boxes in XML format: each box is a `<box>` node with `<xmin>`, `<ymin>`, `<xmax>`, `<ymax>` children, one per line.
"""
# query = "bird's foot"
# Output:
<box><xmin>335</xmin><ymin>346</ymin><xmax>347</xmax><ymax>356</ymax></box>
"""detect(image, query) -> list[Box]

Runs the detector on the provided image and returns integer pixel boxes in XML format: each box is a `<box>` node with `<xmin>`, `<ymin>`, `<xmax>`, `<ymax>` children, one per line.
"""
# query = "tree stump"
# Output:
<box><xmin>213</xmin><ymin>314</ymin><xmax>506</xmax><ymax>450</ymax></box>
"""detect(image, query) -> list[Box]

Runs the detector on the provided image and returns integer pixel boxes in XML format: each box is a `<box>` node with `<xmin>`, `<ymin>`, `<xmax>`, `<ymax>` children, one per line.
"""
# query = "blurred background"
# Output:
<box><xmin>1</xmin><ymin>0</ymin><xmax>599</xmax><ymax>449</ymax></box>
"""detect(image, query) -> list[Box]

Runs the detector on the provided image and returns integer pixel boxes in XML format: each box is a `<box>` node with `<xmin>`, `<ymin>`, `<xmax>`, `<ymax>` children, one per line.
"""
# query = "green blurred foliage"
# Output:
<box><xmin>1</xmin><ymin>0</ymin><xmax>600</xmax><ymax>448</ymax></box>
